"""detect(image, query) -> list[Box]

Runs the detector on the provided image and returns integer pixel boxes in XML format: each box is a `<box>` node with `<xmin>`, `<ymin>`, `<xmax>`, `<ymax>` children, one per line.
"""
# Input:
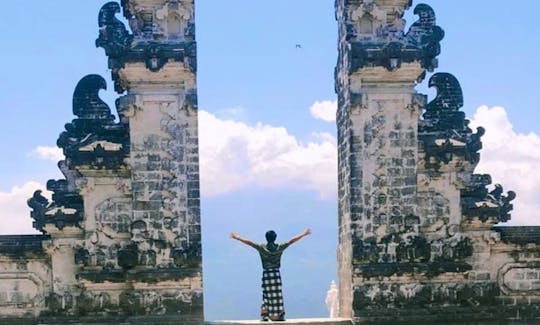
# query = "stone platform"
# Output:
<box><xmin>206</xmin><ymin>318</ymin><xmax>353</xmax><ymax>325</ymax></box>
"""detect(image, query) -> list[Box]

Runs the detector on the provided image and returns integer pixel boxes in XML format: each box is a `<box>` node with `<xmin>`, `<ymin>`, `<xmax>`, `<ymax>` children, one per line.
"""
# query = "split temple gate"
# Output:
<box><xmin>0</xmin><ymin>0</ymin><xmax>538</xmax><ymax>324</ymax></box>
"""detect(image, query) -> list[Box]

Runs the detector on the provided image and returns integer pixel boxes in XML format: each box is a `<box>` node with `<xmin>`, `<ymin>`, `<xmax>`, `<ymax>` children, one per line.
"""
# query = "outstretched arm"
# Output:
<box><xmin>230</xmin><ymin>232</ymin><xmax>258</xmax><ymax>249</ymax></box>
<box><xmin>287</xmin><ymin>228</ymin><xmax>312</xmax><ymax>246</ymax></box>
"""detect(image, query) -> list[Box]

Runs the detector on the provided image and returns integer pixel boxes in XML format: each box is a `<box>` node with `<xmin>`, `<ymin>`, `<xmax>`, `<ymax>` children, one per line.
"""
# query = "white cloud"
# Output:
<box><xmin>470</xmin><ymin>106</ymin><xmax>540</xmax><ymax>225</ymax></box>
<box><xmin>32</xmin><ymin>146</ymin><xmax>64</xmax><ymax>162</ymax></box>
<box><xmin>0</xmin><ymin>182</ymin><xmax>46</xmax><ymax>235</ymax></box>
<box><xmin>213</xmin><ymin>106</ymin><xmax>246</xmax><ymax>120</ymax></box>
<box><xmin>24</xmin><ymin>107</ymin><xmax>339</xmax><ymax>200</ymax></box>
<box><xmin>199</xmin><ymin>110</ymin><xmax>337</xmax><ymax>198</ymax></box>
<box><xmin>309</xmin><ymin>100</ymin><xmax>337</xmax><ymax>122</ymax></box>
<box><xmin>17</xmin><ymin>105</ymin><xmax>537</xmax><ymax>228</ymax></box>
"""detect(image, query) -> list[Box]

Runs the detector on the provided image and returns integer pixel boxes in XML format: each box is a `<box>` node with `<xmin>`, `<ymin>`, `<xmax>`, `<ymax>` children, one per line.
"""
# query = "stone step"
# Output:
<box><xmin>206</xmin><ymin>318</ymin><xmax>353</xmax><ymax>325</ymax></box>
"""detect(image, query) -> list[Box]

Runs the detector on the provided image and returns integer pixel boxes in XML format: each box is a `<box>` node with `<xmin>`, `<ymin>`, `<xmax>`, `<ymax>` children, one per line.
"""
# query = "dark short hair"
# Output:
<box><xmin>265</xmin><ymin>230</ymin><xmax>277</xmax><ymax>243</ymax></box>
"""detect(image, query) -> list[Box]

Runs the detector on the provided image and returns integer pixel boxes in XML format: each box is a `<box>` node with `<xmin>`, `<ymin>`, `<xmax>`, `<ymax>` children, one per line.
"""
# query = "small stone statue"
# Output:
<box><xmin>325</xmin><ymin>280</ymin><xmax>339</xmax><ymax>318</ymax></box>
<box><xmin>230</xmin><ymin>229</ymin><xmax>311</xmax><ymax>322</ymax></box>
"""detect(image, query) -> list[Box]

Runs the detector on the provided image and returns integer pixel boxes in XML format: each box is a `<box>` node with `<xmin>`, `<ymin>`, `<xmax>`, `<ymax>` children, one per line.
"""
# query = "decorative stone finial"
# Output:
<box><xmin>96</xmin><ymin>1</ymin><xmax>197</xmax><ymax>92</ymax></box>
<box><xmin>27</xmin><ymin>183</ymin><xmax>84</xmax><ymax>233</ymax></box>
<box><xmin>419</xmin><ymin>73</ymin><xmax>485</xmax><ymax>166</ymax></box>
<box><xmin>461</xmin><ymin>175</ymin><xmax>517</xmax><ymax>224</ymax></box>
<box><xmin>96</xmin><ymin>2</ymin><xmax>133</xmax><ymax>58</ymax></box>
<box><xmin>72</xmin><ymin>75</ymin><xmax>114</xmax><ymax>122</ymax></box>
<box><xmin>347</xmin><ymin>3</ymin><xmax>444</xmax><ymax>72</ymax></box>
<box><xmin>57</xmin><ymin>75</ymin><xmax>129</xmax><ymax>170</ymax></box>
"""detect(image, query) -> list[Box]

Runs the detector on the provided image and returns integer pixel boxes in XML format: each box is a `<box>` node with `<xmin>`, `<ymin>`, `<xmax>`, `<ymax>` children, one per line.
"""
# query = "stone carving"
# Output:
<box><xmin>395</xmin><ymin>236</ymin><xmax>431</xmax><ymax>263</ymax></box>
<box><xmin>44</xmin><ymin>179</ymin><xmax>84</xmax><ymax>230</ymax></box>
<box><xmin>404</xmin><ymin>4</ymin><xmax>445</xmax><ymax>70</ymax></box>
<box><xmin>336</xmin><ymin>1</ymin><xmax>540</xmax><ymax>322</ymax></box>
<box><xmin>350</xmin><ymin>2</ymin><xmax>387</xmax><ymax>37</ymax></box>
<box><xmin>27</xmin><ymin>186</ymin><xmax>83</xmax><ymax>232</ymax></box>
<box><xmin>96</xmin><ymin>1</ymin><xmax>197</xmax><ymax>93</ymax></box>
<box><xmin>68</xmin><ymin>197</ymin><xmax>134</xmax><ymax>271</ymax></box>
<box><xmin>155</xmin><ymin>1</ymin><xmax>193</xmax><ymax>39</ymax></box>
<box><xmin>348</xmin><ymin>3</ymin><xmax>444</xmax><ymax>72</ymax></box>
<box><xmin>352</xmin><ymin>230</ymin><xmax>473</xmax><ymax>273</ymax></box>
<box><xmin>116</xmin><ymin>289</ymin><xmax>202</xmax><ymax>316</ymax></box>
<box><xmin>353</xmin><ymin>282</ymin><xmax>500</xmax><ymax>311</ymax></box>
<box><xmin>47</xmin><ymin>180</ymin><xmax>83</xmax><ymax>211</ymax></box>
<box><xmin>76</xmin><ymin>291</ymin><xmax>112</xmax><ymax>316</ymax></box>
<box><xmin>96</xmin><ymin>2</ymin><xmax>133</xmax><ymax>57</ymax></box>
<box><xmin>72</xmin><ymin>75</ymin><xmax>113</xmax><ymax>121</ymax></box>
<box><xmin>117</xmin><ymin>242</ymin><xmax>139</xmax><ymax>269</ymax></box>
<box><xmin>96</xmin><ymin>198</ymin><xmax>132</xmax><ymax>235</ymax></box>
<box><xmin>0</xmin><ymin>278</ymin><xmax>40</xmax><ymax>306</ymax></box>
<box><xmin>57</xmin><ymin>74</ymin><xmax>129</xmax><ymax>170</ymax></box>
<box><xmin>461</xmin><ymin>174</ymin><xmax>516</xmax><ymax>223</ymax></box>
<box><xmin>74</xmin><ymin>248</ymin><xmax>91</xmax><ymax>266</ymax></box>
<box><xmin>27</xmin><ymin>191</ymin><xmax>49</xmax><ymax>231</ymax></box>
<box><xmin>2</xmin><ymin>0</ymin><xmax>201</xmax><ymax>323</ymax></box>
<box><xmin>45</xmin><ymin>293</ymin><xmax>71</xmax><ymax>316</ymax></box>
<box><xmin>501</xmin><ymin>265</ymin><xmax>540</xmax><ymax>294</ymax></box>
<box><xmin>419</xmin><ymin>73</ymin><xmax>486</xmax><ymax>166</ymax></box>
<box><xmin>422</xmin><ymin>73</ymin><xmax>465</xmax><ymax>131</ymax></box>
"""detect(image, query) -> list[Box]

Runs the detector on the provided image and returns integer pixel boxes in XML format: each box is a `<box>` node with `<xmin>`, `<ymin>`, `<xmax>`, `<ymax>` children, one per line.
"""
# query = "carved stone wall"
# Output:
<box><xmin>0</xmin><ymin>1</ymin><xmax>202</xmax><ymax>324</ymax></box>
<box><xmin>0</xmin><ymin>236</ymin><xmax>51</xmax><ymax>318</ymax></box>
<box><xmin>336</xmin><ymin>0</ymin><xmax>540</xmax><ymax>323</ymax></box>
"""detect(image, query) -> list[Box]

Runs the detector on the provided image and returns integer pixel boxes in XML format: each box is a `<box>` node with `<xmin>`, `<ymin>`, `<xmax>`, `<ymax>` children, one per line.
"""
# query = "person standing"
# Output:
<box><xmin>230</xmin><ymin>229</ymin><xmax>311</xmax><ymax>321</ymax></box>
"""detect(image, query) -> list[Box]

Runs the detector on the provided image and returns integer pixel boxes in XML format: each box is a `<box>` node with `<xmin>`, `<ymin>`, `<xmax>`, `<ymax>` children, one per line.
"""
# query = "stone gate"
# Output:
<box><xmin>0</xmin><ymin>0</ymin><xmax>202</xmax><ymax>324</ymax></box>
<box><xmin>336</xmin><ymin>0</ymin><xmax>540</xmax><ymax>323</ymax></box>
<box><xmin>0</xmin><ymin>0</ymin><xmax>540</xmax><ymax>324</ymax></box>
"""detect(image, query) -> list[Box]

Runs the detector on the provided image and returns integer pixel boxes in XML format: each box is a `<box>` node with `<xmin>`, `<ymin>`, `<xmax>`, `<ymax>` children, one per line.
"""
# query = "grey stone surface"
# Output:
<box><xmin>335</xmin><ymin>0</ymin><xmax>540</xmax><ymax>323</ymax></box>
<box><xmin>0</xmin><ymin>0</ymin><xmax>202</xmax><ymax>322</ymax></box>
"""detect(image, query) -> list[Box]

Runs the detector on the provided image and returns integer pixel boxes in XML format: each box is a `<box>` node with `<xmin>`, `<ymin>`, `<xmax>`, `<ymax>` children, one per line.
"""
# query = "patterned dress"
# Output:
<box><xmin>254</xmin><ymin>243</ymin><xmax>290</xmax><ymax>321</ymax></box>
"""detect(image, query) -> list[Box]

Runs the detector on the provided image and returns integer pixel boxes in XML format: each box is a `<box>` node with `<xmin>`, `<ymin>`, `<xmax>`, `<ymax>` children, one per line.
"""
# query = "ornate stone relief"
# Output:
<box><xmin>97</xmin><ymin>1</ymin><xmax>196</xmax><ymax>92</ymax></box>
<box><xmin>351</xmin><ymin>2</ymin><xmax>387</xmax><ymax>39</ymax></box>
<box><xmin>155</xmin><ymin>1</ymin><xmax>193</xmax><ymax>40</ymax></box>
<box><xmin>348</xmin><ymin>3</ymin><xmax>444</xmax><ymax>71</ymax></box>
<box><xmin>419</xmin><ymin>73</ymin><xmax>485</xmax><ymax>167</ymax></box>
<box><xmin>57</xmin><ymin>74</ymin><xmax>129</xmax><ymax>170</ymax></box>
<box><xmin>461</xmin><ymin>175</ymin><xmax>516</xmax><ymax>224</ymax></box>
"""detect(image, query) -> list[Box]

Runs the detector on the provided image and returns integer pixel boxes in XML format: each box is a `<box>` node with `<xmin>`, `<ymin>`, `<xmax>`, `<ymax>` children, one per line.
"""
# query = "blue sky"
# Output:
<box><xmin>0</xmin><ymin>0</ymin><xmax>539</xmax><ymax>321</ymax></box>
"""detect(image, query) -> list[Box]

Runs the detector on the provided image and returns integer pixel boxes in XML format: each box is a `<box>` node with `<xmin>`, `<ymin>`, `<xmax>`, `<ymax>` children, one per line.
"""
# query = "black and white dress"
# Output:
<box><xmin>254</xmin><ymin>243</ymin><xmax>290</xmax><ymax>321</ymax></box>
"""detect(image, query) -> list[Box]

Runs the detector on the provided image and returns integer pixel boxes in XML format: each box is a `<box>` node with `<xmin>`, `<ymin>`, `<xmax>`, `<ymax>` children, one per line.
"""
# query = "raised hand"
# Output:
<box><xmin>230</xmin><ymin>232</ymin><xmax>257</xmax><ymax>248</ymax></box>
<box><xmin>288</xmin><ymin>228</ymin><xmax>312</xmax><ymax>245</ymax></box>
